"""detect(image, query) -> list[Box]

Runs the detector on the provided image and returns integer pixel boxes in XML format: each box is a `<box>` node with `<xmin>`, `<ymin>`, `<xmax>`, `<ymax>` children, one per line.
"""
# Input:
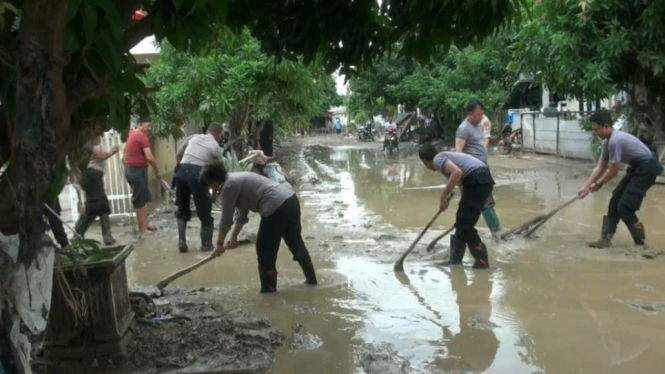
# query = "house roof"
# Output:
<box><xmin>130</xmin><ymin>36</ymin><xmax>160</xmax><ymax>64</ymax></box>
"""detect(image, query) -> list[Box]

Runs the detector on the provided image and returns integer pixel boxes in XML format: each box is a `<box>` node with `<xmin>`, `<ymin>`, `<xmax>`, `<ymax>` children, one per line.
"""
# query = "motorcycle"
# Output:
<box><xmin>497</xmin><ymin>124</ymin><xmax>523</xmax><ymax>155</ymax></box>
<box><xmin>384</xmin><ymin>128</ymin><xmax>399</xmax><ymax>153</ymax></box>
<box><xmin>357</xmin><ymin>123</ymin><xmax>375</xmax><ymax>142</ymax></box>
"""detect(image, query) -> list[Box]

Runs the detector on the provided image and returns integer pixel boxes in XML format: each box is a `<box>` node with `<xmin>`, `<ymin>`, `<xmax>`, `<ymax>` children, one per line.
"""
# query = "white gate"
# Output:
<box><xmin>69</xmin><ymin>131</ymin><xmax>134</xmax><ymax>222</ymax></box>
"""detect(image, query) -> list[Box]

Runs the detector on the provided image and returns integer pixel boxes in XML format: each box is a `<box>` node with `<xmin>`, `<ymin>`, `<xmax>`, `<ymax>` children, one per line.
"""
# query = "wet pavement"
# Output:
<box><xmin>121</xmin><ymin>136</ymin><xmax>665</xmax><ymax>373</ymax></box>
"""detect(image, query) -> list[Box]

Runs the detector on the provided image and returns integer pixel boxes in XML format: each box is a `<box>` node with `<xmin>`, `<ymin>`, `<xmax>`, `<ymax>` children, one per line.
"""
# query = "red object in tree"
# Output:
<box><xmin>132</xmin><ymin>10</ymin><xmax>147</xmax><ymax>21</ymax></box>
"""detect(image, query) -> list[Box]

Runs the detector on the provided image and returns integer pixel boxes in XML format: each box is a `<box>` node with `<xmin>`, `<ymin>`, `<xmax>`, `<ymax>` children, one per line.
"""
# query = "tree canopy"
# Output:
<box><xmin>510</xmin><ymin>0</ymin><xmax>665</xmax><ymax>134</ymax></box>
<box><xmin>143</xmin><ymin>28</ymin><xmax>339</xmax><ymax>141</ymax></box>
<box><xmin>348</xmin><ymin>32</ymin><xmax>516</xmax><ymax>134</ymax></box>
<box><xmin>0</xmin><ymin>0</ymin><xmax>523</xmax><ymax>274</ymax></box>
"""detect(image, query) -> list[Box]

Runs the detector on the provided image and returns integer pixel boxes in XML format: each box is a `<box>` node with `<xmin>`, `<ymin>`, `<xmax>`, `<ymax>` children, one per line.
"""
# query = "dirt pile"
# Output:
<box><xmin>356</xmin><ymin>342</ymin><xmax>413</xmax><ymax>374</ymax></box>
<box><xmin>33</xmin><ymin>289</ymin><xmax>286</xmax><ymax>374</ymax></box>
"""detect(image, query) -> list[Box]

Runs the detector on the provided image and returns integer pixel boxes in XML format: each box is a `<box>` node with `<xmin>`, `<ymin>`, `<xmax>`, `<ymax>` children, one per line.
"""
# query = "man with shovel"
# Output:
<box><xmin>578</xmin><ymin>111</ymin><xmax>662</xmax><ymax>248</ymax></box>
<box><xmin>200</xmin><ymin>161</ymin><xmax>317</xmax><ymax>293</ymax></box>
<box><xmin>174</xmin><ymin>122</ymin><xmax>224</xmax><ymax>253</ymax></box>
<box><xmin>455</xmin><ymin>99</ymin><xmax>501</xmax><ymax>236</ymax></box>
<box><xmin>420</xmin><ymin>144</ymin><xmax>495</xmax><ymax>269</ymax></box>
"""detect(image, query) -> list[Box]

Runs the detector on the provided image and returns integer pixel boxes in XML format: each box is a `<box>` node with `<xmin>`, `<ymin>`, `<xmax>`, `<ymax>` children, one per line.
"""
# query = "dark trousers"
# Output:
<box><xmin>256</xmin><ymin>195</ymin><xmax>312</xmax><ymax>272</ymax></box>
<box><xmin>44</xmin><ymin>199</ymin><xmax>69</xmax><ymax>248</ymax></box>
<box><xmin>455</xmin><ymin>169</ymin><xmax>495</xmax><ymax>248</ymax></box>
<box><xmin>81</xmin><ymin>168</ymin><xmax>111</xmax><ymax>218</ymax></box>
<box><xmin>606</xmin><ymin>157</ymin><xmax>660</xmax><ymax>232</ymax></box>
<box><xmin>175</xmin><ymin>163</ymin><xmax>213</xmax><ymax>226</ymax></box>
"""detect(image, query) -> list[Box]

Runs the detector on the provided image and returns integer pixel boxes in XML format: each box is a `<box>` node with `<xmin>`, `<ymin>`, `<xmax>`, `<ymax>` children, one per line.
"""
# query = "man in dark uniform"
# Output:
<box><xmin>174</xmin><ymin>122</ymin><xmax>224</xmax><ymax>252</ymax></box>
<box><xmin>579</xmin><ymin>111</ymin><xmax>663</xmax><ymax>248</ymax></box>
<box><xmin>419</xmin><ymin>144</ymin><xmax>495</xmax><ymax>268</ymax></box>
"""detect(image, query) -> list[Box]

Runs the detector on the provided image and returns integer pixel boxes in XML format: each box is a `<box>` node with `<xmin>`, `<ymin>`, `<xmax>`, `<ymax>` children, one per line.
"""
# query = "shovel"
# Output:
<box><xmin>394</xmin><ymin>192</ymin><xmax>455</xmax><ymax>272</ymax></box>
<box><xmin>157</xmin><ymin>251</ymin><xmax>222</xmax><ymax>290</ymax></box>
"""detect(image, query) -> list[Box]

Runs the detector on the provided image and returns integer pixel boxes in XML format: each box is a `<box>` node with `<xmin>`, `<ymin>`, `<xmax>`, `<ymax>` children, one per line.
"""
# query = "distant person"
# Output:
<box><xmin>425</xmin><ymin>113</ymin><xmax>433</xmax><ymax>128</ymax></box>
<box><xmin>419</xmin><ymin>145</ymin><xmax>495</xmax><ymax>269</ymax></box>
<box><xmin>335</xmin><ymin>118</ymin><xmax>342</xmax><ymax>135</ymax></box>
<box><xmin>383</xmin><ymin>117</ymin><xmax>397</xmax><ymax>131</ymax></box>
<box><xmin>174</xmin><ymin>122</ymin><xmax>224</xmax><ymax>253</ymax></box>
<box><xmin>74</xmin><ymin>140</ymin><xmax>119</xmax><ymax>245</ymax></box>
<box><xmin>455</xmin><ymin>99</ymin><xmax>501</xmax><ymax>235</ymax></box>
<box><xmin>201</xmin><ymin>163</ymin><xmax>318</xmax><ymax>293</ymax></box>
<box><xmin>578</xmin><ymin>111</ymin><xmax>662</xmax><ymax>249</ymax></box>
<box><xmin>124</xmin><ymin>116</ymin><xmax>161</xmax><ymax>239</ymax></box>
<box><xmin>481</xmin><ymin>115</ymin><xmax>492</xmax><ymax>148</ymax></box>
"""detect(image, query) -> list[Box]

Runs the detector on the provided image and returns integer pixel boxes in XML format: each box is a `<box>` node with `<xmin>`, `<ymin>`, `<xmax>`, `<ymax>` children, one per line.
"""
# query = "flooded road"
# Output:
<box><xmin>126</xmin><ymin>137</ymin><xmax>665</xmax><ymax>373</ymax></box>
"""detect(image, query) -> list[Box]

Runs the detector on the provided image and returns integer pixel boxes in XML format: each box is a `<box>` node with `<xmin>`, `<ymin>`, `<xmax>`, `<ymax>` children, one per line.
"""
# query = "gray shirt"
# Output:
<box><xmin>178</xmin><ymin>134</ymin><xmax>222</xmax><ymax>167</ymax></box>
<box><xmin>433</xmin><ymin>152</ymin><xmax>486</xmax><ymax>178</ymax></box>
<box><xmin>600</xmin><ymin>130</ymin><xmax>652</xmax><ymax>164</ymax></box>
<box><xmin>88</xmin><ymin>145</ymin><xmax>106</xmax><ymax>173</ymax></box>
<box><xmin>219</xmin><ymin>172</ymin><xmax>295</xmax><ymax>235</ymax></box>
<box><xmin>456</xmin><ymin>118</ymin><xmax>488</xmax><ymax>164</ymax></box>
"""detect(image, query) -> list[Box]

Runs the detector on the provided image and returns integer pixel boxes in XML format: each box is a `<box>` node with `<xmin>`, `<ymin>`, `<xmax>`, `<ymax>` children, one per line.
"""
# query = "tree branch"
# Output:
<box><xmin>67</xmin><ymin>75</ymin><xmax>112</xmax><ymax>112</ymax></box>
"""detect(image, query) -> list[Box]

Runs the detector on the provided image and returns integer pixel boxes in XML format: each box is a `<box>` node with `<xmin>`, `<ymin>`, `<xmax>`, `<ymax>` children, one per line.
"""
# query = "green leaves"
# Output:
<box><xmin>143</xmin><ymin>29</ymin><xmax>337</xmax><ymax>138</ymax></box>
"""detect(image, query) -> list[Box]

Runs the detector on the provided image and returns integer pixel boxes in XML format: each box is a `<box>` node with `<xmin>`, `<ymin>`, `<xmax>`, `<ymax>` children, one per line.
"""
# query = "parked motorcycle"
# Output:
<box><xmin>497</xmin><ymin>124</ymin><xmax>523</xmax><ymax>155</ymax></box>
<box><xmin>384</xmin><ymin>128</ymin><xmax>399</xmax><ymax>153</ymax></box>
<box><xmin>357</xmin><ymin>123</ymin><xmax>375</xmax><ymax>142</ymax></box>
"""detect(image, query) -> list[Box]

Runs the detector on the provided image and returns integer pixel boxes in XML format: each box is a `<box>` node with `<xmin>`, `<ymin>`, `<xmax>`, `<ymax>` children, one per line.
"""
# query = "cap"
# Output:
<box><xmin>138</xmin><ymin>115</ymin><xmax>151</xmax><ymax>123</ymax></box>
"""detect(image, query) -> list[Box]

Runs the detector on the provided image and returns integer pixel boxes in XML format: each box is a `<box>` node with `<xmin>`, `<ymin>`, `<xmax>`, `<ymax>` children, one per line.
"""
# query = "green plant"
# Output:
<box><xmin>579</xmin><ymin>118</ymin><xmax>602</xmax><ymax>160</ymax></box>
<box><xmin>221</xmin><ymin>149</ymin><xmax>253</xmax><ymax>172</ymax></box>
<box><xmin>60</xmin><ymin>239</ymin><xmax>117</xmax><ymax>265</ymax></box>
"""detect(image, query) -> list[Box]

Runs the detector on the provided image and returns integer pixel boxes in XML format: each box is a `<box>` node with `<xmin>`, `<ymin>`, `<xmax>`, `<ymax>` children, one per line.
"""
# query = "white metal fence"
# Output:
<box><xmin>514</xmin><ymin>111</ymin><xmax>595</xmax><ymax>160</ymax></box>
<box><xmin>69</xmin><ymin>131</ymin><xmax>134</xmax><ymax>222</ymax></box>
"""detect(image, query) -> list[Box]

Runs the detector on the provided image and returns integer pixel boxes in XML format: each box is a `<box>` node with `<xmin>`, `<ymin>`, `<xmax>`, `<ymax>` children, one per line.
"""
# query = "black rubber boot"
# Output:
<box><xmin>298</xmin><ymin>260</ymin><xmax>318</xmax><ymax>285</ymax></box>
<box><xmin>177</xmin><ymin>219</ymin><xmax>188</xmax><ymax>253</ymax></box>
<box><xmin>588</xmin><ymin>216</ymin><xmax>614</xmax><ymax>248</ymax></box>
<box><xmin>470</xmin><ymin>242</ymin><xmax>490</xmax><ymax>269</ymax></box>
<box><xmin>74</xmin><ymin>216</ymin><xmax>91</xmax><ymax>239</ymax></box>
<box><xmin>199</xmin><ymin>224</ymin><xmax>214</xmax><ymax>252</ymax></box>
<box><xmin>449</xmin><ymin>234</ymin><xmax>467</xmax><ymax>265</ymax></box>
<box><xmin>258</xmin><ymin>266</ymin><xmax>278</xmax><ymax>293</ymax></box>
<box><xmin>627</xmin><ymin>222</ymin><xmax>647</xmax><ymax>247</ymax></box>
<box><xmin>100</xmin><ymin>215</ymin><xmax>116</xmax><ymax>246</ymax></box>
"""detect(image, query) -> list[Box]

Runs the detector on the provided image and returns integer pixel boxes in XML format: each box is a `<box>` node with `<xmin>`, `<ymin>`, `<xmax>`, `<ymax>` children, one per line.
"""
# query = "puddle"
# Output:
<box><xmin>119</xmin><ymin>136</ymin><xmax>665</xmax><ymax>374</ymax></box>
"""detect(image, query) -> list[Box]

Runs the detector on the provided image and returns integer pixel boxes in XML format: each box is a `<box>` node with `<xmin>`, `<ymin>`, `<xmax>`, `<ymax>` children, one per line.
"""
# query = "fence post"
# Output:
<box><xmin>532</xmin><ymin>112</ymin><xmax>536</xmax><ymax>152</ymax></box>
<box><xmin>556</xmin><ymin>111</ymin><xmax>561</xmax><ymax>157</ymax></box>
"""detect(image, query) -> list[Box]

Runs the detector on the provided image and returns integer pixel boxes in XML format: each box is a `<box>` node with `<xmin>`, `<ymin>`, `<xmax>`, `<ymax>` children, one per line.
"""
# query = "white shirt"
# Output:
<box><xmin>384</xmin><ymin>122</ymin><xmax>397</xmax><ymax>130</ymax></box>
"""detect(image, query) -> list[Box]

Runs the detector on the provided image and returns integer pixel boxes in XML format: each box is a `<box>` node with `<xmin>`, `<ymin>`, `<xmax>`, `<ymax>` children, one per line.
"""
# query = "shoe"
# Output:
<box><xmin>587</xmin><ymin>216</ymin><xmax>614</xmax><ymax>248</ymax></box>
<box><xmin>199</xmin><ymin>224</ymin><xmax>214</xmax><ymax>252</ymax></box>
<box><xmin>449</xmin><ymin>234</ymin><xmax>467</xmax><ymax>265</ymax></box>
<box><xmin>177</xmin><ymin>219</ymin><xmax>188</xmax><ymax>253</ymax></box>
<box><xmin>627</xmin><ymin>222</ymin><xmax>647</xmax><ymax>247</ymax></box>
<box><xmin>470</xmin><ymin>242</ymin><xmax>490</xmax><ymax>269</ymax></box>
<box><xmin>258</xmin><ymin>266</ymin><xmax>278</xmax><ymax>293</ymax></box>
<box><xmin>100</xmin><ymin>215</ymin><xmax>117</xmax><ymax>246</ymax></box>
<box><xmin>298</xmin><ymin>260</ymin><xmax>318</xmax><ymax>285</ymax></box>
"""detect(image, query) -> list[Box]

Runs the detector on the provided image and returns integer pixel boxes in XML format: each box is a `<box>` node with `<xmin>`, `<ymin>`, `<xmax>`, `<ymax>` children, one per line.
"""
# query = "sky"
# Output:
<box><xmin>335</xmin><ymin>73</ymin><xmax>348</xmax><ymax>95</ymax></box>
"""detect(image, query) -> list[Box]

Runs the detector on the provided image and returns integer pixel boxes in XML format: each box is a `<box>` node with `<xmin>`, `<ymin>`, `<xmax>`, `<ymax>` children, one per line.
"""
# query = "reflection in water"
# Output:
<box><xmin>126</xmin><ymin>143</ymin><xmax>665</xmax><ymax>374</ymax></box>
<box><xmin>435</xmin><ymin>267</ymin><xmax>499</xmax><ymax>372</ymax></box>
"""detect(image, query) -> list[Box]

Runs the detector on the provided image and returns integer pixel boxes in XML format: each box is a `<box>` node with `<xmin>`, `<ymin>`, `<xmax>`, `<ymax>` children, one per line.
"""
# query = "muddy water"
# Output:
<box><xmin>126</xmin><ymin>140</ymin><xmax>665</xmax><ymax>374</ymax></box>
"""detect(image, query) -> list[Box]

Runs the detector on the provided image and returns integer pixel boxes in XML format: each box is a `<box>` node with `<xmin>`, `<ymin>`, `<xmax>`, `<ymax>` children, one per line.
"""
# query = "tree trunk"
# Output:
<box><xmin>0</xmin><ymin>1</ymin><xmax>69</xmax><ymax>372</ymax></box>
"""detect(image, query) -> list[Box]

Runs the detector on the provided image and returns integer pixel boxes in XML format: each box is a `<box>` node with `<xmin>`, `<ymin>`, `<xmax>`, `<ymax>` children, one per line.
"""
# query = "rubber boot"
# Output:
<box><xmin>470</xmin><ymin>242</ymin><xmax>490</xmax><ymax>269</ymax></box>
<box><xmin>587</xmin><ymin>216</ymin><xmax>614</xmax><ymax>248</ymax></box>
<box><xmin>627</xmin><ymin>222</ymin><xmax>647</xmax><ymax>247</ymax></box>
<box><xmin>298</xmin><ymin>260</ymin><xmax>318</xmax><ymax>285</ymax></box>
<box><xmin>99</xmin><ymin>215</ymin><xmax>117</xmax><ymax>246</ymax></box>
<box><xmin>481</xmin><ymin>206</ymin><xmax>501</xmax><ymax>233</ymax></box>
<box><xmin>258</xmin><ymin>266</ymin><xmax>278</xmax><ymax>293</ymax></box>
<box><xmin>449</xmin><ymin>234</ymin><xmax>467</xmax><ymax>265</ymax></box>
<box><xmin>74</xmin><ymin>216</ymin><xmax>91</xmax><ymax>240</ymax></box>
<box><xmin>199</xmin><ymin>224</ymin><xmax>214</xmax><ymax>252</ymax></box>
<box><xmin>177</xmin><ymin>219</ymin><xmax>188</xmax><ymax>253</ymax></box>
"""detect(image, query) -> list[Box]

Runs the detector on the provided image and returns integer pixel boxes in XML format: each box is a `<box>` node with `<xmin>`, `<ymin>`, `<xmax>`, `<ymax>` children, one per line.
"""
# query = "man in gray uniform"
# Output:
<box><xmin>578</xmin><ymin>111</ymin><xmax>662</xmax><ymax>248</ymax></box>
<box><xmin>175</xmin><ymin>122</ymin><xmax>224</xmax><ymax>252</ymax></box>
<box><xmin>455</xmin><ymin>99</ymin><xmax>501</xmax><ymax>236</ymax></box>
<box><xmin>419</xmin><ymin>145</ymin><xmax>495</xmax><ymax>268</ymax></box>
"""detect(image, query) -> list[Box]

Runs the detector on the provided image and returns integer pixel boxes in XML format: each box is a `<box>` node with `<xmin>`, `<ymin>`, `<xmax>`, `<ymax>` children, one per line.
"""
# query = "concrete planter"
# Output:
<box><xmin>44</xmin><ymin>244</ymin><xmax>134</xmax><ymax>359</ymax></box>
